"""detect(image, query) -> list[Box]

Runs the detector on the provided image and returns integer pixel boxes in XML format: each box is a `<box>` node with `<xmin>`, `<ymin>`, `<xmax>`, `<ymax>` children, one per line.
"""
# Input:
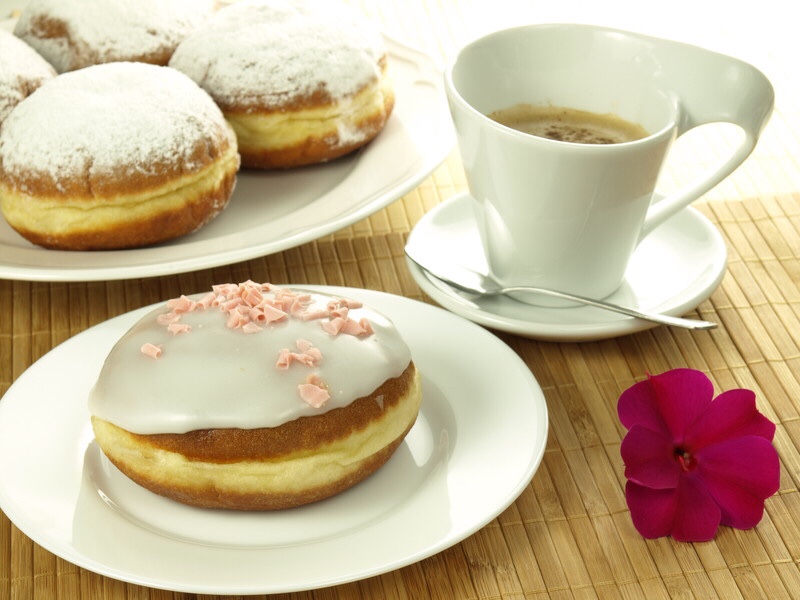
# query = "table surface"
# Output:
<box><xmin>3</xmin><ymin>1</ymin><xmax>800</xmax><ymax>598</ymax></box>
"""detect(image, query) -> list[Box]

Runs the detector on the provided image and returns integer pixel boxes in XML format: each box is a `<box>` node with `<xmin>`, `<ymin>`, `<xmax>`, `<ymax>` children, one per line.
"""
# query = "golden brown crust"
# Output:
<box><xmin>221</xmin><ymin>56</ymin><xmax>391</xmax><ymax>114</ymax></box>
<box><xmin>0</xmin><ymin>31</ymin><xmax>56</xmax><ymax>124</ymax></box>
<box><xmin>225</xmin><ymin>60</ymin><xmax>394</xmax><ymax>169</ymax></box>
<box><xmin>19</xmin><ymin>14</ymin><xmax>177</xmax><ymax>73</ymax></box>
<box><xmin>0</xmin><ymin>126</ymin><xmax>235</xmax><ymax>199</ymax></box>
<box><xmin>237</xmin><ymin>91</ymin><xmax>395</xmax><ymax>169</ymax></box>
<box><xmin>91</xmin><ymin>363</ymin><xmax>422</xmax><ymax>510</ymax></box>
<box><xmin>2</xmin><ymin>162</ymin><xmax>237</xmax><ymax>250</ymax></box>
<box><xmin>128</xmin><ymin>364</ymin><xmax>416</xmax><ymax>462</ymax></box>
<box><xmin>106</xmin><ymin>423</ymin><xmax>413</xmax><ymax>510</ymax></box>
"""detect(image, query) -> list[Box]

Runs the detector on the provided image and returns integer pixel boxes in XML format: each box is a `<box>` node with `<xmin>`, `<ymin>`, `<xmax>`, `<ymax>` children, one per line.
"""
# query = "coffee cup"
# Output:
<box><xmin>444</xmin><ymin>24</ymin><xmax>774</xmax><ymax>305</ymax></box>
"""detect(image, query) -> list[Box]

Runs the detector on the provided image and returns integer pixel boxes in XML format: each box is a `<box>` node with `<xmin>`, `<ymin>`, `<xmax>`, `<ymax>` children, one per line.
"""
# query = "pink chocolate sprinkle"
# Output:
<box><xmin>143</xmin><ymin>282</ymin><xmax>377</xmax><ymax>408</ymax></box>
<box><xmin>298</xmin><ymin>374</ymin><xmax>330</xmax><ymax>408</ymax></box>
<box><xmin>140</xmin><ymin>342</ymin><xmax>163</xmax><ymax>359</ymax></box>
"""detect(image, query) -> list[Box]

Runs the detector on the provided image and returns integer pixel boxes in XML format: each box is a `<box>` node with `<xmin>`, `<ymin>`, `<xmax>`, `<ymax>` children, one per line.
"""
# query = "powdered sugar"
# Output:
<box><xmin>0</xmin><ymin>30</ymin><xmax>56</xmax><ymax>124</ymax></box>
<box><xmin>169</xmin><ymin>0</ymin><xmax>387</xmax><ymax>110</ymax></box>
<box><xmin>0</xmin><ymin>62</ymin><xmax>233</xmax><ymax>188</ymax></box>
<box><xmin>14</xmin><ymin>0</ymin><xmax>216</xmax><ymax>73</ymax></box>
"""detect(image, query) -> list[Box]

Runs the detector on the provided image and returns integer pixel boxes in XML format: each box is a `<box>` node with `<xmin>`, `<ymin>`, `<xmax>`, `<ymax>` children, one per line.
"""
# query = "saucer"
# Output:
<box><xmin>406</xmin><ymin>192</ymin><xmax>727</xmax><ymax>342</ymax></box>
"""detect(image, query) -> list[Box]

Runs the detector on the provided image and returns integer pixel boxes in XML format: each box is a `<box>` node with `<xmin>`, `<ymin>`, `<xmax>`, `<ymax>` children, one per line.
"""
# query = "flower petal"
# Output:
<box><xmin>625</xmin><ymin>477</ymin><xmax>721</xmax><ymax>542</ymax></box>
<box><xmin>618</xmin><ymin>369</ymin><xmax>713</xmax><ymax>440</ymax></box>
<box><xmin>625</xmin><ymin>481</ymin><xmax>679</xmax><ymax>539</ymax></box>
<box><xmin>670</xmin><ymin>474</ymin><xmax>722</xmax><ymax>542</ymax></box>
<box><xmin>621</xmin><ymin>425</ymin><xmax>681</xmax><ymax>489</ymax></box>
<box><xmin>684</xmin><ymin>388</ymin><xmax>776</xmax><ymax>449</ymax></box>
<box><xmin>696</xmin><ymin>436</ymin><xmax>780</xmax><ymax>529</ymax></box>
<box><xmin>651</xmin><ymin>369</ymin><xmax>715</xmax><ymax>441</ymax></box>
<box><xmin>697</xmin><ymin>436</ymin><xmax>780</xmax><ymax>498</ymax></box>
<box><xmin>618</xmin><ymin>376</ymin><xmax>667</xmax><ymax>434</ymax></box>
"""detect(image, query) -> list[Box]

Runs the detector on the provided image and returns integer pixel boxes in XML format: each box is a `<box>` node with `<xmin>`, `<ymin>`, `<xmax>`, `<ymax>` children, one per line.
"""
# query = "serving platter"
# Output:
<box><xmin>0</xmin><ymin>5</ymin><xmax>454</xmax><ymax>281</ymax></box>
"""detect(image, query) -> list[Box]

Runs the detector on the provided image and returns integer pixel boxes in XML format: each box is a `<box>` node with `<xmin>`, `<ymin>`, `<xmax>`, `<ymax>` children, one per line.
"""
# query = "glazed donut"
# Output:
<box><xmin>0</xmin><ymin>30</ymin><xmax>56</xmax><ymax>126</ymax></box>
<box><xmin>13</xmin><ymin>0</ymin><xmax>217</xmax><ymax>73</ymax></box>
<box><xmin>0</xmin><ymin>62</ymin><xmax>239</xmax><ymax>250</ymax></box>
<box><xmin>89</xmin><ymin>282</ymin><xmax>422</xmax><ymax>510</ymax></box>
<box><xmin>169</xmin><ymin>0</ymin><xmax>395</xmax><ymax>169</ymax></box>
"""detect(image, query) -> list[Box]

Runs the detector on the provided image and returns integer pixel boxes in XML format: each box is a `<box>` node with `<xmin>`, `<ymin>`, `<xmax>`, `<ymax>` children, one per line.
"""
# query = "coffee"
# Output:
<box><xmin>488</xmin><ymin>104</ymin><xmax>648</xmax><ymax>144</ymax></box>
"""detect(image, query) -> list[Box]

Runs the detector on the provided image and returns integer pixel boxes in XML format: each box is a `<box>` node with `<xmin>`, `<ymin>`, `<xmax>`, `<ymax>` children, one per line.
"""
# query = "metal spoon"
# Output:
<box><xmin>404</xmin><ymin>244</ymin><xmax>717</xmax><ymax>331</ymax></box>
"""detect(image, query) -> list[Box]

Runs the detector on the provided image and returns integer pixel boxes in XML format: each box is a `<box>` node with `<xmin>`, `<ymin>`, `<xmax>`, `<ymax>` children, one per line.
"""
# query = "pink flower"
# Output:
<box><xmin>618</xmin><ymin>368</ymin><xmax>780</xmax><ymax>542</ymax></box>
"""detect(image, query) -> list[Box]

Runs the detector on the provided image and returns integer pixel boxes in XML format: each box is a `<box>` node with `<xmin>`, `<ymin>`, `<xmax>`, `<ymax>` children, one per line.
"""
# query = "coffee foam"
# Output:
<box><xmin>489</xmin><ymin>104</ymin><xmax>648</xmax><ymax>145</ymax></box>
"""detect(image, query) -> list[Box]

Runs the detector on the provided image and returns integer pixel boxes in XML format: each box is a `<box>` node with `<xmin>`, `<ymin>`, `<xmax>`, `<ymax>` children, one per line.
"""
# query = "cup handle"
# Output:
<box><xmin>640</xmin><ymin>42</ymin><xmax>774</xmax><ymax>238</ymax></box>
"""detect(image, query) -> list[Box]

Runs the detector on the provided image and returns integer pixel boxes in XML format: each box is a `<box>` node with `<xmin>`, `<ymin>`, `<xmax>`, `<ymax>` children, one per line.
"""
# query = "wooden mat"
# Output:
<box><xmin>3</xmin><ymin>148</ymin><xmax>800</xmax><ymax>598</ymax></box>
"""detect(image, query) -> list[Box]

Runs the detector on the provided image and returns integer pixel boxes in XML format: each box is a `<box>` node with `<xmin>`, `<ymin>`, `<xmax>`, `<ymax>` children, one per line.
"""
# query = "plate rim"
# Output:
<box><xmin>0</xmin><ymin>285</ymin><xmax>548</xmax><ymax>594</ymax></box>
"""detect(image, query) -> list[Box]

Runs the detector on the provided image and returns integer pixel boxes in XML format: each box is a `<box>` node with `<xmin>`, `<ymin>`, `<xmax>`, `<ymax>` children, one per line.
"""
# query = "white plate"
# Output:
<box><xmin>0</xmin><ymin>286</ymin><xmax>547</xmax><ymax>595</ymax></box>
<box><xmin>407</xmin><ymin>192</ymin><xmax>728</xmax><ymax>342</ymax></box>
<box><xmin>0</xmin><ymin>5</ymin><xmax>455</xmax><ymax>281</ymax></box>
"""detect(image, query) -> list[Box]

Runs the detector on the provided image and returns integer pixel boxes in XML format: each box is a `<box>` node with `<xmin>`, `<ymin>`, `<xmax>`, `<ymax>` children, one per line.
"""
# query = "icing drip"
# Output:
<box><xmin>89</xmin><ymin>282</ymin><xmax>412</xmax><ymax>434</ymax></box>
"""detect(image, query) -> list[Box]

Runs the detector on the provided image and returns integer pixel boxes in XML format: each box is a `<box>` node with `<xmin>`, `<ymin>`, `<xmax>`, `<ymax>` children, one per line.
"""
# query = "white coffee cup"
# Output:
<box><xmin>444</xmin><ymin>24</ymin><xmax>774</xmax><ymax>304</ymax></box>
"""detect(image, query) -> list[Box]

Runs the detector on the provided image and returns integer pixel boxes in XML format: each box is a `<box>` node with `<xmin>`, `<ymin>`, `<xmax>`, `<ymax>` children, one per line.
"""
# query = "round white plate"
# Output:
<box><xmin>0</xmin><ymin>286</ymin><xmax>547</xmax><ymax>595</ymax></box>
<box><xmin>0</xmin><ymin>5</ymin><xmax>454</xmax><ymax>281</ymax></box>
<box><xmin>407</xmin><ymin>192</ymin><xmax>728</xmax><ymax>342</ymax></box>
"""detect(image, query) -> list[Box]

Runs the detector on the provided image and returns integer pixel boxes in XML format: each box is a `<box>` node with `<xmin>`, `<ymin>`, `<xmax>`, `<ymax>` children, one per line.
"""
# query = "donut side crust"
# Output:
<box><xmin>227</xmin><ymin>63</ymin><xmax>395</xmax><ymax>169</ymax></box>
<box><xmin>91</xmin><ymin>364</ymin><xmax>422</xmax><ymax>510</ymax></box>
<box><xmin>128</xmin><ymin>363</ymin><xmax>419</xmax><ymax>462</ymax></box>
<box><xmin>0</xmin><ymin>145</ymin><xmax>239</xmax><ymax>250</ymax></box>
<box><xmin>100</xmin><ymin>422</ymin><xmax>415</xmax><ymax>510</ymax></box>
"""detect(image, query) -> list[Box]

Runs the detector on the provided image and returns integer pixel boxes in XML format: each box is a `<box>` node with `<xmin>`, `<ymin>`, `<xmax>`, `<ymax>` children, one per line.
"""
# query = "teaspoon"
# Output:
<box><xmin>404</xmin><ymin>245</ymin><xmax>717</xmax><ymax>331</ymax></box>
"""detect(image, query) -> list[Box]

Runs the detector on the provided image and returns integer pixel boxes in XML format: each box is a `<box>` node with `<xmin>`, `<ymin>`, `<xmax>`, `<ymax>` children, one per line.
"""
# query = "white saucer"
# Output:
<box><xmin>0</xmin><ymin>286</ymin><xmax>547</xmax><ymax>595</ymax></box>
<box><xmin>406</xmin><ymin>192</ymin><xmax>727</xmax><ymax>342</ymax></box>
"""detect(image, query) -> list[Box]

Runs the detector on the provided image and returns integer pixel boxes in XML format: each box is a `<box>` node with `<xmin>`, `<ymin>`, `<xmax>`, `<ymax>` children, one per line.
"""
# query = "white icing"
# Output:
<box><xmin>0</xmin><ymin>62</ymin><xmax>233</xmax><ymax>185</ymax></box>
<box><xmin>88</xmin><ymin>286</ymin><xmax>413</xmax><ymax>435</ymax></box>
<box><xmin>13</xmin><ymin>0</ymin><xmax>216</xmax><ymax>73</ymax></box>
<box><xmin>0</xmin><ymin>30</ymin><xmax>55</xmax><ymax>125</ymax></box>
<box><xmin>168</xmin><ymin>0</ymin><xmax>387</xmax><ymax>110</ymax></box>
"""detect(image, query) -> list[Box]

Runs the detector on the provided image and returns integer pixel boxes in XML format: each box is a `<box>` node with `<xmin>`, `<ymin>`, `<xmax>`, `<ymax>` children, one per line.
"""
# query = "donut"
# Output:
<box><xmin>169</xmin><ymin>0</ymin><xmax>395</xmax><ymax>169</ymax></box>
<box><xmin>13</xmin><ymin>0</ymin><xmax>217</xmax><ymax>73</ymax></box>
<box><xmin>0</xmin><ymin>62</ymin><xmax>240</xmax><ymax>251</ymax></box>
<box><xmin>88</xmin><ymin>282</ymin><xmax>422</xmax><ymax>510</ymax></box>
<box><xmin>0</xmin><ymin>30</ymin><xmax>56</xmax><ymax>127</ymax></box>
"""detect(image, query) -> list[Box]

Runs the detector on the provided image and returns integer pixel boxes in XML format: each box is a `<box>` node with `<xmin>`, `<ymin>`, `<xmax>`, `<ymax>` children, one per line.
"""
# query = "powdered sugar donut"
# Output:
<box><xmin>13</xmin><ymin>0</ymin><xmax>217</xmax><ymax>73</ymax></box>
<box><xmin>89</xmin><ymin>282</ymin><xmax>422</xmax><ymax>510</ymax></box>
<box><xmin>0</xmin><ymin>29</ymin><xmax>56</xmax><ymax>126</ymax></box>
<box><xmin>169</xmin><ymin>0</ymin><xmax>395</xmax><ymax>169</ymax></box>
<box><xmin>0</xmin><ymin>62</ymin><xmax>240</xmax><ymax>250</ymax></box>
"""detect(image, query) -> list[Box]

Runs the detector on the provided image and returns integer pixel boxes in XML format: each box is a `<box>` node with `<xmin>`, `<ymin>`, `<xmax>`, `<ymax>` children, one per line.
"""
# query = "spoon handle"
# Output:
<box><xmin>405</xmin><ymin>247</ymin><xmax>717</xmax><ymax>331</ymax></box>
<box><xmin>499</xmin><ymin>285</ymin><xmax>717</xmax><ymax>330</ymax></box>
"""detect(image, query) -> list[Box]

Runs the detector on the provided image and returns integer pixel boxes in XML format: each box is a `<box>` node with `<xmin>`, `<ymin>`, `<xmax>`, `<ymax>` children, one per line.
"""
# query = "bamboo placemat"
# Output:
<box><xmin>3</xmin><ymin>154</ymin><xmax>800</xmax><ymax>598</ymax></box>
